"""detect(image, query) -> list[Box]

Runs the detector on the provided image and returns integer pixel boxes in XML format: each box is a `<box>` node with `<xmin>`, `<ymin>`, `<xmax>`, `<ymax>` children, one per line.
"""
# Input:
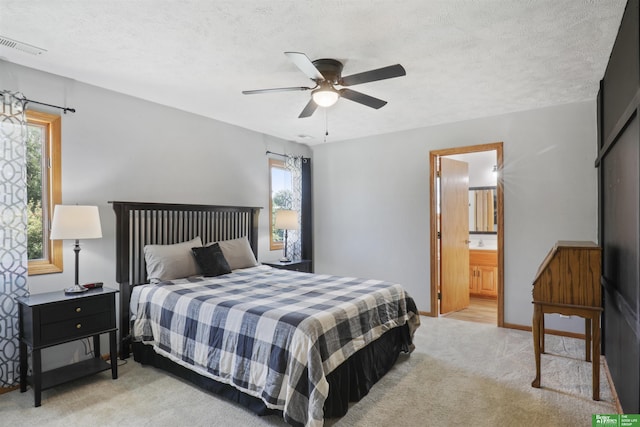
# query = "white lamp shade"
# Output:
<box><xmin>50</xmin><ymin>205</ymin><xmax>103</xmax><ymax>240</ymax></box>
<box><xmin>274</xmin><ymin>209</ymin><xmax>299</xmax><ymax>230</ymax></box>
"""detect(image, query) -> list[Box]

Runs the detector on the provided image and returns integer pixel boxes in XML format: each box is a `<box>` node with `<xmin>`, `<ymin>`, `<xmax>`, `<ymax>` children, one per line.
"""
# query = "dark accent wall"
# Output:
<box><xmin>301</xmin><ymin>158</ymin><xmax>313</xmax><ymax>272</ymax></box>
<box><xmin>597</xmin><ymin>0</ymin><xmax>640</xmax><ymax>413</ymax></box>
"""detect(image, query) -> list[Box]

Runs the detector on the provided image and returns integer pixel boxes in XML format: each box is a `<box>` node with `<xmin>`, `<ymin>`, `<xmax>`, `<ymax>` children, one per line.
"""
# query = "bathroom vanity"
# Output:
<box><xmin>469</xmin><ymin>249</ymin><xmax>498</xmax><ymax>298</ymax></box>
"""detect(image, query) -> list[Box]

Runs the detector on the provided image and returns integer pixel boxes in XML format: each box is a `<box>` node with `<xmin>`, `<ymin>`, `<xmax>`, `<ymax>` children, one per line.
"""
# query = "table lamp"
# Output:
<box><xmin>50</xmin><ymin>205</ymin><xmax>102</xmax><ymax>294</ymax></box>
<box><xmin>274</xmin><ymin>209</ymin><xmax>299</xmax><ymax>262</ymax></box>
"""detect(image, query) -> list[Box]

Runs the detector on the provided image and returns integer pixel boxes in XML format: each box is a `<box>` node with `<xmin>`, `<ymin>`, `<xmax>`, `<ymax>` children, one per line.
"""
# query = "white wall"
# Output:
<box><xmin>448</xmin><ymin>150</ymin><xmax>498</xmax><ymax>188</ymax></box>
<box><xmin>1</xmin><ymin>60</ymin><xmax>311</xmax><ymax>368</ymax></box>
<box><xmin>312</xmin><ymin>101</ymin><xmax>598</xmax><ymax>332</ymax></box>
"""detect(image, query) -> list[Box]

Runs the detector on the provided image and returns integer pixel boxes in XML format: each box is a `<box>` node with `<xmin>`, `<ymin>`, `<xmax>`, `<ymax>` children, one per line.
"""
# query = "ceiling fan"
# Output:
<box><xmin>242</xmin><ymin>52</ymin><xmax>406</xmax><ymax>118</ymax></box>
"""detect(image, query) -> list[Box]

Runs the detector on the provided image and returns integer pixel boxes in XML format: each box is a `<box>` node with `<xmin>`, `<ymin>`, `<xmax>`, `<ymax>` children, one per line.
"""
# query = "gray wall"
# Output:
<box><xmin>312</xmin><ymin>100</ymin><xmax>598</xmax><ymax>332</ymax></box>
<box><xmin>1</xmin><ymin>60</ymin><xmax>310</xmax><ymax>368</ymax></box>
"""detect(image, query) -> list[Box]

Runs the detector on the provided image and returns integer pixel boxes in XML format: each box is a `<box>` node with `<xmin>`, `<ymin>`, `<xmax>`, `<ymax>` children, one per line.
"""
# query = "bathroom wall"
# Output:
<box><xmin>446</xmin><ymin>150</ymin><xmax>498</xmax><ymax>249</ymax></box>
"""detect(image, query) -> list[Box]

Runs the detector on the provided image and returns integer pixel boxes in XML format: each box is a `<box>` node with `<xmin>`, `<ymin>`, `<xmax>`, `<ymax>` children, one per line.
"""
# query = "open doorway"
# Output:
<box><xmin>429</xmin><ymin>142</ymin><xmax>504</xmax><ymax>326</ymax></box>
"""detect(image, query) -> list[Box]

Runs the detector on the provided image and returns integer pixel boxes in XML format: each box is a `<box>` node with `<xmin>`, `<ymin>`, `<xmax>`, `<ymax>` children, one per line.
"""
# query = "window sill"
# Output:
<box><xmin>28</xmin><ymin>260</ymin><xmax>63</xmax><ymax>276</ymax></box>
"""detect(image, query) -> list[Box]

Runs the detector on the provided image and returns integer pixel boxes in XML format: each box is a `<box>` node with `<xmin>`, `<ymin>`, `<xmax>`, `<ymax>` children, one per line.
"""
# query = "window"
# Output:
<box><xmin>269</xmin><ymin>158</ymin><xmax>293</xmax><ymax>250</ymax></box>
<box><xmin>26</xmin><ymin>110</ymin><xmax>62</xmax><ymax>275</ymax></box>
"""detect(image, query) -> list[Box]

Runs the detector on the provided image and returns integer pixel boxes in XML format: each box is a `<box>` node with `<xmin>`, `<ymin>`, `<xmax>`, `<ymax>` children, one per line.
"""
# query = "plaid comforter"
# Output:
<box><xmin>130</xmin><ymin>265</ymin><xmax>420</xmax><ymax>427</ymax></box>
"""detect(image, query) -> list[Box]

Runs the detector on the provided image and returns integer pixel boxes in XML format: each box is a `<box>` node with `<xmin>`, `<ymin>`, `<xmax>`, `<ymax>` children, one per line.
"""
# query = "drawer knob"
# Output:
<box><xmin>76</xmin><ymin>323</ymin><xmax>82</xmax><ymax>329</ymax></box>
<box><xmin>75</xmin><ymin>307</ymin><xmax>81</xmax><ymax>313</ymax></box>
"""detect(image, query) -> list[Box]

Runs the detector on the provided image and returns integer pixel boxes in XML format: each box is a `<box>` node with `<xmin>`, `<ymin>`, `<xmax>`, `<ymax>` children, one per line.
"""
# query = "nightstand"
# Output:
<box><xmin>263</xmin><ymin>259</ymin><xmax>312</xmax><ymax>273</ymax></box>
<box><xmin>16</xmin><ymin>287</ymin><xmax>118</xmax><ymax>407</ymax></box>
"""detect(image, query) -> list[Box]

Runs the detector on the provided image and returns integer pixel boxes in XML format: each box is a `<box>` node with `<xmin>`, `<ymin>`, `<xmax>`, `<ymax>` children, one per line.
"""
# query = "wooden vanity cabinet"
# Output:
<box><xmin>469</xmin><ymin>249</ymin><xmax>498</xmax><ymax>298</ymax></box>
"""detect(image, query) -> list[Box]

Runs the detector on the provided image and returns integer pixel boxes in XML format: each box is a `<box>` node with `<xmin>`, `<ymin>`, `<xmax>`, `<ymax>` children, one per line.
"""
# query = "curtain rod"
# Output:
<box><xmin>24</xmin><ymin>98</ymin><xmax>76</xmax><ymax>114</ymax></box>
<box><xmin>266</xmin><ymin>150</ymin><xmax>286</xmax><ymax>157</ymax></box>
<box><xmin>265</xmin><ymin>150</ymin><xmax>309</xmax><ymax>160</ymax></box>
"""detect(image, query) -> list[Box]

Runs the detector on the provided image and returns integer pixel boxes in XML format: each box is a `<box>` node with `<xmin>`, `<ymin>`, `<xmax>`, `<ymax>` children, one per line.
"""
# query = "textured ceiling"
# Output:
<box><xmin>0</xmin><ymin>1</ymin><xmax>626</xmax><ymax>145</ymax></box>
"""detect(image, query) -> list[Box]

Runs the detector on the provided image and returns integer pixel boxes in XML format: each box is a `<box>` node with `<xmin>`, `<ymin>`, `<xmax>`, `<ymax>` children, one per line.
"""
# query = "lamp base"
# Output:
<box><xmin>64</xmin><ymin>284</ymin><xmax>89</xmax><ymax>294</ymax></box>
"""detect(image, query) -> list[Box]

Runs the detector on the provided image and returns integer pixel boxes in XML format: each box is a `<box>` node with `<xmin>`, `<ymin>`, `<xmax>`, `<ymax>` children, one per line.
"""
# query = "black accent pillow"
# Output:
<box><xmin>191</xmin><ymin>243</ymin><xmax>232</xmax><ymax>277</ymax></box>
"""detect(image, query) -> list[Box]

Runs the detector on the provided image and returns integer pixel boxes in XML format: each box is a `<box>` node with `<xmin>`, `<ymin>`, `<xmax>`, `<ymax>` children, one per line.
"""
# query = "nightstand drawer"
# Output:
<box><xmin>41</xmin><ymin>312</ymin><xmax>113</xmax><ymax>344</ymax></box>
<box><xmin>40</xmin><ymin>295</ymin><xmax>110</xmax><ymax>324</ymax></box>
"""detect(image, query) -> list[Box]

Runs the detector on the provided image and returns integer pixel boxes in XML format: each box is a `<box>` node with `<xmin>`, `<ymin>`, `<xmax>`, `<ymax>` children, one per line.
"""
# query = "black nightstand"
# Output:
<box><xmin>263</xmin><ymin>259</ymin><xmax>312</xmax><ymax>273</ymax></box>
<box><xmin>16</xmin><ymin>287</ymin><xmax>118</xmax><ymax>407</ymax></box>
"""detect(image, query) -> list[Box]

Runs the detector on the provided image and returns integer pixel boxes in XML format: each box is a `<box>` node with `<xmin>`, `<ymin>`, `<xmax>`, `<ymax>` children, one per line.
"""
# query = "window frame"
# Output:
<box><xmin>27</xmin><ymin>110</ymin><xmax>63</xmax><ymax>275</ymax></box>
<box><xmin>269</xmin><ymin>158</ymin><xmax>286</xmax><ymax>251</ymax></box>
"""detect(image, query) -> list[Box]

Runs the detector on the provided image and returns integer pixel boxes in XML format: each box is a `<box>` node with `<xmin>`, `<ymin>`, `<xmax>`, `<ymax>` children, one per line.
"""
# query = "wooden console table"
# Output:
<box><xmin>531</xmin><ymin>241</ymin><xmax>602</xmax><ymax>400</ymax></box>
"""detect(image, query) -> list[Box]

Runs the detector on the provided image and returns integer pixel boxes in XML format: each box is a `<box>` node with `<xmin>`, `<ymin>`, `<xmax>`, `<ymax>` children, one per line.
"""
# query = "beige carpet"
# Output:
<box><xmin>0</xmin><ymin>316</ymin><xmax>617</xmax><ymax>426</ymax></box>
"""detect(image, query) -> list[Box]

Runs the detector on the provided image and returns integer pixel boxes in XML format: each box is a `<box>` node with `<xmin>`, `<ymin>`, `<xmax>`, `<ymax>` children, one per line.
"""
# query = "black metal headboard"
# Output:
<box><xmin>110</xmin><ymin>201</ymin><xmax>261</xmax><ymax>358</ymax></box>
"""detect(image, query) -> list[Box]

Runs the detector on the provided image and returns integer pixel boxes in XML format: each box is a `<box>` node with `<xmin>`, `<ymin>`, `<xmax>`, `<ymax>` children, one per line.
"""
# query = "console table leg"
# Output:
<box><xmin>585</xmin><ymin>318</ymin><xmax>592</xmax><ymax>362</ymax></box>
<box><xmin>532</xmin><ymin>304</ymin><xmax>542</xmax><ymax>388</ymax></box>
<box><xmin>540</xmin><ymin>312</ymin><xmax>545</xmax><ymax>353</ymax></box>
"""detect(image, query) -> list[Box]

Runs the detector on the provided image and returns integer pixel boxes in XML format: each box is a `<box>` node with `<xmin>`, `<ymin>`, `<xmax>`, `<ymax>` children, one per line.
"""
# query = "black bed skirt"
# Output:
<box><xmin>132</xmin><ymin>323</ymin><xmax>411</xmax><ymax>422</ymax></box>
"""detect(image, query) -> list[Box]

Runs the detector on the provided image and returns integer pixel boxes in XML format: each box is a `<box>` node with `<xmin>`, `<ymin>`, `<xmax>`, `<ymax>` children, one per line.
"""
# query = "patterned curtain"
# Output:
<box><xmin>0</xmin><ymin>91</ymin><xmax>29</xmax><ymax>387</ymax></box>
<box><xmin>285</xmin><ymin>156</ymin><xmax>303</xmax><ymax>261</ymax></box>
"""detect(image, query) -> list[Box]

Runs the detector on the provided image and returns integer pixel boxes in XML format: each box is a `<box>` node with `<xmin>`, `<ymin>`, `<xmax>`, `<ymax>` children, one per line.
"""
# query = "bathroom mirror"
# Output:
<box><xmin>469</xmin><ymin>186</ymin><xmax>497</xmax><ymax>234</ymax></box>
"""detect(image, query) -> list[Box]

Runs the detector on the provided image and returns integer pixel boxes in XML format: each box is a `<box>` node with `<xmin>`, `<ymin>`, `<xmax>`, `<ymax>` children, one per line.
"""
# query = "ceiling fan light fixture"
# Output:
<box><xmin>243</xmin><ymin>52</ymin><xmax>405</xmax><ymax>118</ymax></box>
<box><xmin>312</xmin><ymin>85</ymin><xmax>339</xmax><ymax>107</ymax></box>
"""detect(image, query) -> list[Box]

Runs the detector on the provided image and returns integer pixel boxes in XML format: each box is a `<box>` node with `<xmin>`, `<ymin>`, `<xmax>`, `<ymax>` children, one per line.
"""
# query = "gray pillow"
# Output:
<box><xmin>216</xmin><ymin>237</ymin><xmax>259</xmax><ymax>270</ymax></box>
<box><xmin>144</xmin><ymin>236</ymin><xmax>203</xmax><ymax>282</ymax></box>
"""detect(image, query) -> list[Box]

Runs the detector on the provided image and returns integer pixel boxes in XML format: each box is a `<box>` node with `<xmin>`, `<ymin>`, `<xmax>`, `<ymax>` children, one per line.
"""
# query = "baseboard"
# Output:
<box><xmin>603</xmin><ymin>356</ymin><xmax>623</xmax><ymax>414</ymax></box>
<box><xmin>0</xmin><ymin>384</ymin><xmax>19</xmax><ymax>395</ymax></box>
<box><xmin>419</xmin><ymin>310</ymin><xmax>435</xmax><ymax>317</ymax></box>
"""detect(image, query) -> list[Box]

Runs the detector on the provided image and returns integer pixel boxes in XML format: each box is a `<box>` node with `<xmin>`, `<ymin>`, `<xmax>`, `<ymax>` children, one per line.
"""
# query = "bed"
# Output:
<box><xmin>111</xmin><ymin>201</ymin><xmax>420</xmax><ymax>427</ymax></box>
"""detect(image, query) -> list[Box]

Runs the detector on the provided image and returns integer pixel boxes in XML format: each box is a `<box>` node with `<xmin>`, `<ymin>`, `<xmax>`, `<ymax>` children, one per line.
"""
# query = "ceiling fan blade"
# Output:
<box><xmin>285</xmin><ymin>52</ymin><xmax>325</xmax><ymax>81</ymax></box>
<box><xmin>339</xmin><ymin>89</ymin><xmax>387</xmax><ymax>109</ymax></box>
<box><xmin>242</xmin><ymin>86</ymin><xmax>312</xmax><ymax>95</ymax></box>
<box><xmin>298</xmin><ymin>99</ymin><xmax>318</xmax><ymax>118</ymax></box>
<box><xmin>340</xmin><ymin>64</ymin><xmax>406</xmax><ymax>86</ymax></box>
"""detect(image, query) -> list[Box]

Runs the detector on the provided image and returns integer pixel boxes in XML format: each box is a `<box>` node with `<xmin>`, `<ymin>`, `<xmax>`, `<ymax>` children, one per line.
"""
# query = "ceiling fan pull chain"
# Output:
<box><xmin>324</xmin><ymin>110</ymin><xmax>329</xmax><ymax>143</ymax></box>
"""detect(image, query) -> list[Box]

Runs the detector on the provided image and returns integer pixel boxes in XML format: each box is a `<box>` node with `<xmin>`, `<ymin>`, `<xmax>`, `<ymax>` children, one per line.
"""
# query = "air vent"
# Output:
<box><xmin>0</xmin><ymin>35</ymin><xmax>46</xmax><ymax>55</ymax></box>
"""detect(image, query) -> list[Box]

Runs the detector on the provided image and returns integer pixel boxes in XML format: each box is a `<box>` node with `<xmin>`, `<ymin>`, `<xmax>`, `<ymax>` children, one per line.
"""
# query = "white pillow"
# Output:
<box><xmin>216</xmin><ymin>237</ymin><xmax>259</xmax><ymax>270</ymax></box>
<box><xmin>144</xmin><ymin>236</ymin><xmax>203</xmax><ymax>282</ymax></box>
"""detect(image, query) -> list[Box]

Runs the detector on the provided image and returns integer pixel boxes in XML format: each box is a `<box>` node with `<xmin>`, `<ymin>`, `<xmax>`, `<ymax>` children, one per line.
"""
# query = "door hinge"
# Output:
<box><xmin>437</xmin><ymin>231</ymin><xmax>441</xmax><ymax>239</ymax></box>
<box><xmin>437</xmin><ymin>291</ymin><xmax>441</xmax><ymax>300</ymax></box>
<box><xmin>436</xmin><ymin>170</ymin><xmax>441</xmax><ymax>178</ymax></box>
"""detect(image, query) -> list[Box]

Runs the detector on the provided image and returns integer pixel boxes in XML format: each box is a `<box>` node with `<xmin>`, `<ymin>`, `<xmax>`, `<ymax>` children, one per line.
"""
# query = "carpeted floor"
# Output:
<box><xmin>0</xmin><ymin>315</ymin><xmax>617</xmax><ymax>426</ymax></box>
